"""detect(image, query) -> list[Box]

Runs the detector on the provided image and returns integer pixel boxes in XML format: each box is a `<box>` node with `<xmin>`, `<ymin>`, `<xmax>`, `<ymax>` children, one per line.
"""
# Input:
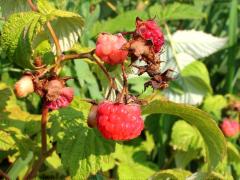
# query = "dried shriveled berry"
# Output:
<box><xmin>220</xmin><ymin>118</ymin><xmax>239</xmax><ymax>137</ymax></box>
<box><xmin>46</xmin><ymin>79</ymin><xmax>64</xmax><ymax>102</ymax></box>
<box><xmin>96</xmin><ymin>101</ymin><xmax>144</xmax><ymax>140</ymax></box>
<box><xmin>14</xmin><ymin>75</ymin><xmax>34</xmax><ymax>98</ymax></box>
<box><xmin>46</xmin><ymin>87</ymin><xmax>74</xmax><ymax>110</ymax></box>
<box><xmin>136</xmin><ymin>18</ymin><xmax>164</xmax><ymax>53</ymax></box>
<box><xmin>95</xmin><ymin>33</ymin><xmax>128</xmax><ymax>65</ymax></box>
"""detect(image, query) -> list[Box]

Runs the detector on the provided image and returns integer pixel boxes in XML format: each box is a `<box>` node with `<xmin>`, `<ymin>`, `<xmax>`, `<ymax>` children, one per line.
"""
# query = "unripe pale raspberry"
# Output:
<box><xmin>95</xmin><ymin>33</ymin><xmax>128</xmax><ymax>65</ymax></box>
<box><xmin>136</xmin><ymin>18</ymin><xmax>164</xmax><ymax>53</ymax></box>
<box><xmin>96</xmin><ymin>101</ymin><xmax>144</xmax><ymax>140</ymax></box>
<box><xmin>46</xmin><ymin>87</ymin><xmax>74</xmax><ymax>110</ymax></box>
<box><xmin>14</xmin><ymin>75</ymin><xmax>34</xmax><ymax>98</ymax></box>
<box><xmin>220</xmin><ymin>118</ymin><xmax>239</xmax><ymax>137</ymax></box>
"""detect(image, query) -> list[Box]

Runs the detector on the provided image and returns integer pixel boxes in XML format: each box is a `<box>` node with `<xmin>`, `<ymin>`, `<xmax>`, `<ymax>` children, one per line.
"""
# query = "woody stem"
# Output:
<box><xmin>24</xmin><ymin>103</ymin><xmax>56</xmax><ymax>179</ymax></box>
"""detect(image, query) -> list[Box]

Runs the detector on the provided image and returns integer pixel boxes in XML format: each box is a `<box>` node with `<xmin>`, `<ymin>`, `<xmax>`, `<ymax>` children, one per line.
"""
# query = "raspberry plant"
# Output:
<box><xmin>0</xmin><ymin>0</ymin><xmax>239</xmax><ymax>179</ymax></box>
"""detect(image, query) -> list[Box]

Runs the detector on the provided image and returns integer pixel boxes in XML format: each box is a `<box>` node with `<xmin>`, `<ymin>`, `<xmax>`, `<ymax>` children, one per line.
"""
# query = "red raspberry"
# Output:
<box><xmin>220</xmin><ymin>118</ymin><xmax>239</xmax><ymax>137</ymax></box>
<box><xmin>46</xmin><ymin>87</ymin><xmax>74</xmax><ymax>110</ymax></box>
<box><xmin>95</xmin><ymin>33</ymin><xmax>128</xmax><ymax>65</ymax></box>
<box><xmin>14</xmin><ymin>75</ymin><xmax>34</xmax><ymax>98</ymax></box>
<box><xmin>136</xmin><ymin>18</ymin><xmax>164</xmax><ymax>53</ymax></box>
<box><xmin>96</xmin><ymin>101</ymin><xmax>144</xmax><ymax>140</ymax></box>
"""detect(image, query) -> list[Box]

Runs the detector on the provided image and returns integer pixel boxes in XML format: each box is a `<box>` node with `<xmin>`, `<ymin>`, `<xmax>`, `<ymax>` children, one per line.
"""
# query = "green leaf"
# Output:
<box><xmin>170</xmin><ymin>120</ymin><xmax>205</xmax><ymax>168</ymax></box>
<box><xmin>113</xmin><ymin>134</ymin><xmax>157</xmax><ymax>179</ymax></box>
<box><xmin>171</xmin><ymin>121</ymin><xmax>204</xmax><ymax>152</ymax></box>
<box><xmin>118</xmin><ymin>162</ymin><xmax>156</xmax><ymax>180</ymax></box>
<box><xmin>37</xmin><ymin>0</ymin><xmax>84</xmax><ymax>52</ymax></box>
<box><xmin>188</xmin><ymin>171</ymin><xmax>230</xmax><ymax>180</ymax></box>
<box><xmin>32</xmin><ymin>38</ymin><xmax>55</xmax><ymax>65</ymax></box>
<box><xmin>174</xmin><ymin>150</ymin><xmax>200</xmax><ymax>169</ymax></box>
<box><xmin>170</xmin><ymin>30</ymin><xmax>227</xmax><ymax>60</ymax></box>
<box><xmin>45</xmin><ymin>152</ymin><xmax>66</xmax><ymax>175</ymax></box>
<box><xmin>73</xmin><ymin>60</ymin><xmax>103</xmax><ymax>100</ymax></box>
<box><xmin>0</xmin><ymin>86</ymin><xmax>11</xmax><ymax>109</ymax></box>
<box><xmin>8</xmin><ymin>152</ymin><xmax>34</xmax><ymax>180</ymax></box>
<box><xmin>142</xmin><ymin>99</ymin><xmax>226</xmax><ymax>170</ymax></box>
<box><xmin>0</xmin><ymin>131</ymin><xmax>15</xmax><ymax>151</ymax></box>
<box><xmin>1</xmin><ymin>12</ymin><xmax>46</xmax><ymax>68</ymax></box>
<box><xmin>149</xmin><ymin>3</ymin><xmax>206</xmax><ymax>22</ymax></box>
<box><xmin>164</xmin><ymin>60</ymin><xmax>212</xmax><ymax>105</ymax></box>
<box><xmin>202</xmin><ymin>95</ymin><xmax>228</xmax><ymax>120</ymax></box>
<box><xmin>50</xmin><ymin>99</ymin><xmax>115</xmax><ymax>179</ymax></box>
<box><xmin>161</xmin><ymin>28</ymin><xmax>227</xmax><ymax>104</ymax></box>
<box><xmin>227</xmin><ymin>142</ymin><xmax>240</xmax><ymax>164</ymax></box>
<box><xmin>226</xmin><ymin>0</ymin><xmax>238</xmax><ymax>93</ymax></box>
<box><xmin>90</xmin><ymin>10</ymin><xmax>148</xmax><ymax>38</ymax></box>
<box><xmin>151</xmin><ymin>169</ymin><xmax>192</xmax><ymax>180</ymax></box>
<box><xmin>0</xmin><ymin>0</ymin><xmax>30</xmax><ymax>18</ymax></box>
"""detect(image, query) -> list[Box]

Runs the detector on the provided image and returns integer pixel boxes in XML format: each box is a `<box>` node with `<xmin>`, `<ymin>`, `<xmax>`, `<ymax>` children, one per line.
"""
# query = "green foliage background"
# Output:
<box><xmin>0</xmin><ymin>0</ymin><xmax>239</xmax><ymax>179</ymax></box>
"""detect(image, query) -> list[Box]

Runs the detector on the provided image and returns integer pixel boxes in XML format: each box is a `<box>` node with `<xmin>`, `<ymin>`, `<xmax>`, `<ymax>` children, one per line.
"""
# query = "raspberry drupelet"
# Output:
<box><xmin>95</xmin><ymin>33</ymin><xmax>128</xmax><ymax>65</ymax></box>
<box><xmin>136</xmin><ymin>18</ymin><xmax>164</xmax><ymax>53</ymax></box>
<box><xmin>96</xmin><ymin>101</ymin><xmax>144</xmax><ymax>140</ymax></box>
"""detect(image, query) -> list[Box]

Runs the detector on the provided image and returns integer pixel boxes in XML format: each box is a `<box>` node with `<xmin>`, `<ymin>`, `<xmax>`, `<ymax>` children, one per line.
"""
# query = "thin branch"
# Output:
<box><xmin>118</xmin><ymin>63</ymin><xmax>128</xmax><ymax>103</ymax></box>
<box><xmin>121</xmin><ymin>62</ymin><xmax>128</xmax><ymax>93</ymax></box>
<box><xmin>24</xmin><ymin>104</ymin><xmax>51</xmax><ymax>179</ymax></box>
<box><xmin>0</xmin><ymin>169</ymin><xmax>10</xmax><ymax>180</ymax></box>
<box><xmin>27</xmin><ymin>0</ymin><xmax>38</xmax><ymax>11</ymax></box>
<box><xmin>61</xmin><ymin>51</ymin><xmax>117</xmax><ymax>90</ymax></box>
<box><xmin>41</xmin><ymin>104</ymin><xmax>48</xmax><ymax>154</ymax></box>
<box><xmin>46</xmin><ymin>21</ymin><xmax>62</xmax><ymax>57</ymax></box>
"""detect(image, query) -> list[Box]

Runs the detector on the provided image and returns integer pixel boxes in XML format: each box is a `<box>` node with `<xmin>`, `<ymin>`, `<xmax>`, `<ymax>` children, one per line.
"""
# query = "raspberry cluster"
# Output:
<box><xmin>15</xmin><ymin>17</ymin><xmax>167</xmax><ymax>141</ymax></box>
<box><xmin>14</xmin><ymin>75</ymin><xmax>74</xmax><ymax>110</ymax></box>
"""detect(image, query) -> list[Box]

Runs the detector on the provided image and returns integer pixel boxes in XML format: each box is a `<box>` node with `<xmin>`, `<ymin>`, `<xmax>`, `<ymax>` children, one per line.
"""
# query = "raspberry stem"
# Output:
<box><xmin>27</xmin><ymin>0</ymin><xmax>38</xmax><ymax>11</ymax></box>
<box><xmin>0</xmin><ymin>169</ymin><xmax>10</xmax><ymax>180</ymax></box>
<box><xmin>121</xmin><ymin>62</ymin><xmax>128</xmax><ymax>98</ymax></box>
<box><xmin>24</xmin><ymin>102</ymin><xmax>56</xmax><ymax>179</ymax></box>
<box><xmin>117</xmin><ymin>63</ymin><xmax>129</xmax><ymax>103</ymax></box>
<box><xmin>60</xmin><ymin>50</ymin><xmax>117</xmax><ymax>91</ymax></box>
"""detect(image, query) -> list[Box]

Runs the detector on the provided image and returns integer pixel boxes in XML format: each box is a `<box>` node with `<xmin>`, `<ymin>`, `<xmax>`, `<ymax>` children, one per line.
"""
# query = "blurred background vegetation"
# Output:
<box><xmin>0</xmin><ymin>0</ymin><xmax>239</xmax><ymax>179</ymax></box>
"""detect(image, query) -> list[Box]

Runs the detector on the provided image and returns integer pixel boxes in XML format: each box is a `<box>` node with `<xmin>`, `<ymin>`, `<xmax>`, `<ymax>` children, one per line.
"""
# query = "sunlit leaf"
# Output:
<box><xmin>164</xmin><ymin>59</ymin><xmax>212</xmax><ymax>105</ymax></box>
<box><xmin>50</xmin><ymin>99</ymin><xmax>115</xmax><ymax>179</ymax></box>
<box><xmin>170</xmin><ymin>30</ymin><xmax>227</xmax><ymax>59</ymax></box>
<box><xmin>142</xmin><ymin>99</ymin><xmax>226</xmax><ymax>170</ymax></box>
<box><xmin>161</xmin><ymin>29</ymin><xmax>226</xmax><ymax>104</ymax></box>
<box><xmin>151</xmin><ymin>169</ymin><xmax>192</xmax><ymax>180</ymax></box>
<box><xmin>8</xmin><ymin>152</ymin><xmax>34</xmax><ymax>180</ymax></box>
<box><xmin>1</xmin><ymin>12</ymin><xmax>46</xmax><ymax>68</ymax></box>
<box><xmin>202</xmin><ymin>95</ymin><xmax>228</xmax><ymax>120</ymax></box>
<box><xmin>37</xmin><ymin>0</ymin><xmax>84</xmax><ymax>52</ymax></box>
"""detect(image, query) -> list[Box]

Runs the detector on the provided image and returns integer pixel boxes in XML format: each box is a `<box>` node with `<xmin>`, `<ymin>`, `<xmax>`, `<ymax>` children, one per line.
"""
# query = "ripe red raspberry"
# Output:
<box><xmin>14</xmin><ymin>75</ymin><xmax>34</xmax><ymax>98</ymax></box>
<box><xmin>220</xmin><ymin>118</ymin><xmax>239</xmax><ymax>137</ymax></box>
<box><xmin>46</xmin><ymin>87</ymin><xmax>74</xmax><ymax>110</ymax></box>
<box><xmin>95</xmin><ymin>33</ymin><xmax>128</xmax><ymax>65</ymax></box>
<box><xmin>96</xmin><ymin>101</ymin><xmax>144</xmax><ymax>140</ymax></box>
<box><xmin>136</xmin><ymin>18</ymin><xmax>164</xmax><ymax>53</ymax></box>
